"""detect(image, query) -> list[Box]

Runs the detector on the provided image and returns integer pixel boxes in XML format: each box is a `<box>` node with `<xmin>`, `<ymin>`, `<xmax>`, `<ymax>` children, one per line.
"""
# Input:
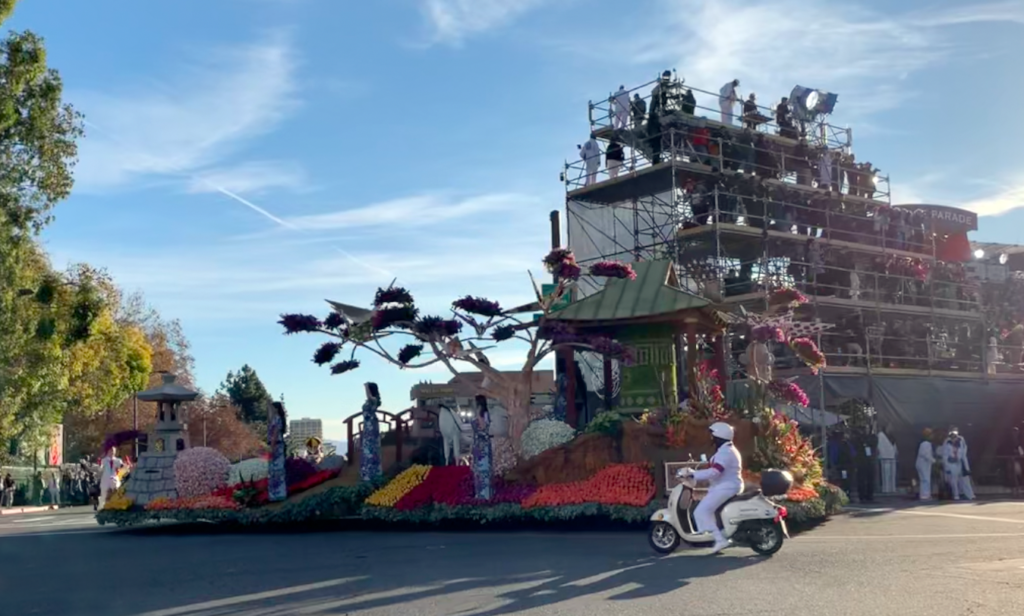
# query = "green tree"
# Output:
<box><xmin>220</xmin><ymin>365</ymin><xmax>272</xmax><ymax>424</ymax></box>
<box><xmin>0</xmin><ymin>0</ymin><xmax>83</xmax><ymax>234</ymax></box>
<box><xmin>0</xmin><ymin>0</ymin><xmax>86</xmax><ymax>461</ymax></box>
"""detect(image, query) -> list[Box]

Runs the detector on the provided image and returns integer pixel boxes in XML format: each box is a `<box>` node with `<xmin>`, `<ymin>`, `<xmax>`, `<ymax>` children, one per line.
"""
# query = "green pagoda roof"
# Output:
<box><xmin>549</xmin><ymin>260</ymin><xmax>711</xmax><ymax>323</ymax></box>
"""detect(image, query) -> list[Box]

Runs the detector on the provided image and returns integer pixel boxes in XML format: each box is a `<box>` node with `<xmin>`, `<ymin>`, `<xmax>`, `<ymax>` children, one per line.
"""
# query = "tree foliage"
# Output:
<box><xmin>184</xmin><ymin>393</ymin><xmax>264</xmax><ymax>463</ymax></box>
<box><xmin>0</xmin><ymin>0</ymin><xmax>83</xmax><ymax>234</ymax></box>
<box><xmin>219</xmin><ymin>364</ymin><xmax>273</xmax><ymax>424</ymax></box>
<box><xmin>279</xmin><ymin>249</ymin><xmax>636</xmax><ymax>457</ymax></box>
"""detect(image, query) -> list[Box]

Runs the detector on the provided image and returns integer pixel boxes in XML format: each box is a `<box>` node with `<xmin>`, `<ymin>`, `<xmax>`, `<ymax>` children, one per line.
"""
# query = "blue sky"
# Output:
<box><xmin>11</xmin><ymin>0</ymin><xmax>1023</xmax><ymax>439</ymax></box>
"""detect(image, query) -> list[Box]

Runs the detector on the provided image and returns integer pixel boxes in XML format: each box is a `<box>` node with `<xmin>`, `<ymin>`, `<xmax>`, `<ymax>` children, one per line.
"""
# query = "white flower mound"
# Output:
<box><xmin>174</xmin><ymin>447</ymin><xmax>231</xmax><ymax>498</ymax></box>
<box><xmin>228</xmin><ymin>457</ymin><xmax>269</xmax><ymax>485</ymax></box>
<box><xmin>521</xmin><ymin>419</ymin><xmax>576</xmax><ymax>459</ymax></box>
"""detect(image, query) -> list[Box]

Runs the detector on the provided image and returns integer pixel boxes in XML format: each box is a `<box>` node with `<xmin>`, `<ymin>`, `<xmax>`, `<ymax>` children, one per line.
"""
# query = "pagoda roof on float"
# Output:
<box><xmin>548</xmin><ymin>260</ymin><xmax>723</xmax><ymax>329</ymax></box>
<box><xmin>136</xmin><ymin>373</ymin><xmax>200</xmax><ymax>402</ymax></box>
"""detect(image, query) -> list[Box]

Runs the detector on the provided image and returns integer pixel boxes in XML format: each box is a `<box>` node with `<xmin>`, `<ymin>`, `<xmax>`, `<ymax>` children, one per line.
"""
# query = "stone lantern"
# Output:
<box><xmin>123</xmin><ymin>373</ymin><xmax>200</xmax><ymax>506</ymax></box>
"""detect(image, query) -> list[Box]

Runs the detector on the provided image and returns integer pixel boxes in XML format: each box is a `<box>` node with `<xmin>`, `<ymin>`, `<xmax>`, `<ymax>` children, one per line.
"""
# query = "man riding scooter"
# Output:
<box><xmin>677</xmin><ymin>421</ymin><xmax>744</xmax><ymax>554</ymax></box>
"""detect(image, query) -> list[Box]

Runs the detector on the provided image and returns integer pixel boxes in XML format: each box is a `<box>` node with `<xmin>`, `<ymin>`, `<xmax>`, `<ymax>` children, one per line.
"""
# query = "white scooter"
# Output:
<box><xmin>648</xmin><ymin>466</ymin><xmax>790</xmax><ymax>556</ymax></box>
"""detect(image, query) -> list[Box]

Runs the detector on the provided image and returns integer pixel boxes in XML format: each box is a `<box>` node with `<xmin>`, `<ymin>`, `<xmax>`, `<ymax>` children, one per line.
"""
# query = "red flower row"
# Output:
<box><xmin>395</xmin><ymin>466</ymin><xmax>473</xmax><ymax>511</ymax></box>
<box><xmin>522</xmin><ymin>464</ymin><xmax>655</xmax><ymax>509</ymax></box>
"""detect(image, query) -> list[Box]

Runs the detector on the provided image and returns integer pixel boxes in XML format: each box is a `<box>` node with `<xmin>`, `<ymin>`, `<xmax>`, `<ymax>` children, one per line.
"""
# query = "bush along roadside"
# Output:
<box><xmin>95</xmin><ymin>481</ymin><xmax>380</xmax><ymax>528</ymax></box>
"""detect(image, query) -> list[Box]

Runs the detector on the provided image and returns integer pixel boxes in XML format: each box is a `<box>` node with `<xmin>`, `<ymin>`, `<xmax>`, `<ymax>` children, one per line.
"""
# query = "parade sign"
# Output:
<box><xmin>897</xmin><ymin>204</ymin><xmax>978</xmax><ymax>233</ymax></box>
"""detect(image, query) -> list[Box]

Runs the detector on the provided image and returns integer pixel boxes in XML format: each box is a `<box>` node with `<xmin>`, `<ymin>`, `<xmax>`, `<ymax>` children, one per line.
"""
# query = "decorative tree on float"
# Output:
<box><xmin>278</xmin><ymin>249</ymin><xmax>636</xmax><ymax>460</ymax></box>
<box><xmin>677</xmin><ymin>287</ymin><xmax>831</xmax><ymax>485</ymax></box>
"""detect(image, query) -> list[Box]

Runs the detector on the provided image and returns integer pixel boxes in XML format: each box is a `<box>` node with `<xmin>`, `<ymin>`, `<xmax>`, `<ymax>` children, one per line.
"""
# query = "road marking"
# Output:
<box><xmin>848</xmin><ymin>506</ymin><xmax>1024</xmax><ymax>525</ymax></box>
<box><xmin>799</xmin><ymin>533</ymin><xmax>1024</xmax><ymax>540</ymax></box>
<box><xmin>133</xmin><ymin>577</ymin><xmax>367</xmax><ymax>616</ymax></box>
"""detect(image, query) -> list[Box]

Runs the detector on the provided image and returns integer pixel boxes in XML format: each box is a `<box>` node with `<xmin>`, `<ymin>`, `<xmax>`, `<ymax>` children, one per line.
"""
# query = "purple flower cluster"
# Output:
<box><xmin>588</xmin><ymin>261</ymin><xmax>637</xmax><ymax>280</ymax></box>
<box><xmin>397</xmin><ymin>344</ymin><xmax>424</xmax><ymax>365</ymax></box>
<box><xmin>452</xmin><ymin>295</ymin><xmax>503</xmax><ymax>317</ymax></box>
<box><xmin>330</xmin><ymin>359</ymin><xmax>360</xmax><ymax>375</ymax></box>
<box><xmin>768</xmin><ymin>379</ymin><xmax>810</xmax><ymax>407</ymax></box>
<box><xmin>751</xmin><ymin>324</ymin><xmax>786</xmax><ymax>343</ymax></box>
<box><xmin>491</xmin><ymin>324</ymin><xmax>516</xmax><ymax>342</ymax></box>
<box><xmin>312</xmin><ymin>342</ymin><xmax>343</xmax><ymax>366</ymax></box>
<box><xmin>768</xmin><ymin>287</ymin><xmax>808</xmax><ymax>307</ymax></box>
<box><xmin>324</xmin><ymin>312</ymin><xmax>347</xmax><ymax>331</ymax></box>
<box><xmin>285</xmin><ymin>457</ymin><xmax>318</xmax><ymax>485</ymax></box>
<box><xmin>543</xmin><ymin>248</ymin><xmax>582</xmax><ymax>281</ymax></box>
<box><xmin>373</xmin><ymin>286</ymin><xmax>414</xmax><ymax>308</ymax></box>
<box><xmin>279</xmin><ymin>314</ymin><xmax>321</xmax><ymax>334</ymax></box>
<box><xmin>371</xmin><ymin>305</ymin><xmax>419</xmax><ymax>331</ymax></box>
<box><xmin>415</xmin><ymin>316</ymin><xmax>463</xmax><ymax>338</ymax></box>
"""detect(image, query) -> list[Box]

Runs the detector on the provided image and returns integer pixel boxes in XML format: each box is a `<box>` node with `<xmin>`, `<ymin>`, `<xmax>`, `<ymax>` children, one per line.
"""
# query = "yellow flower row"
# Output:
<box><xmin>103</xmin><ymin>493</ymin><xmax>134</xmax><ymax>511</ymax></box>
<box><xmin>365</xmin><ymin>465</ymin><xmax>431</xmax><ymax>507</ymax></box>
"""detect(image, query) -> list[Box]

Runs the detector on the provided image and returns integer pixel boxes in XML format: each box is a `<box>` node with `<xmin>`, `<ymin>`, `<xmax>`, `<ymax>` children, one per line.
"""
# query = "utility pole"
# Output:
<box><xmin>132</xmin><ymin>391</ymin><xmax>139</xmax><ymax>459</ymax></box>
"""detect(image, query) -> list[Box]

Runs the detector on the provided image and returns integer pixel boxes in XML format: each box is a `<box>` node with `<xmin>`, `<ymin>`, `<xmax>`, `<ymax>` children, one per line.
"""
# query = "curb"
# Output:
<box><xmin>0</xmin><ymin>506</ymin><xmax>54</xmax><ymax>516</ymax></box>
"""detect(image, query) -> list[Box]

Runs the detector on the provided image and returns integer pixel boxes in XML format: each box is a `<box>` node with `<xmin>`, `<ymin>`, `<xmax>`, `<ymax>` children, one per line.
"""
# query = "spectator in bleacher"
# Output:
<box><xmin>742</xmin><ymin>93</ymin><xmax>759</xmax><ymax>129</ymax></box>
<box><xmin>650</xmin><ymin>70</ymin><xmax>673</xmax><ymax>118</ymax></box>
<box><xmin>611</xmin><ymin>85</ymin><xmax>630</xmax><ymax>130</ymax></box>
<box><xmin>605</xmin><ymin>139</ymin><xmax>624</xmax><ymax>179</ymax></box>
<box><xmin>690</xmin><ymin>125</ymin><xmax>711</xmax><ymax>165</ymax></box>
<box><xmin>719</xmin><ymin>79</ymin><xmax>740</xmax><ymax>125</ymax></box>
<box><xmin>578</xmin><ymin>133</ymin><xmax>601</xmax><ymax>186</ymax></box>
<box><xmin>776</xmin><ymin>97</ymin><xmax>797</xmax><ymax>139</ymax></box>
<box><xmin>682</xmin><ymin>88</ymin><xmax>696</xmax><ymax>115</ymax></box>
<box><xmin>630</xmin><ymin>93</ymin><xmax>646</xmax><ymax>129</ymax></box>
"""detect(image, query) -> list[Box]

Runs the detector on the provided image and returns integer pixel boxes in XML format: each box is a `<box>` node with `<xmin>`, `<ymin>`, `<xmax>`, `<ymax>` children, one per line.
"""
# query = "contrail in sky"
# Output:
<box><xmin>81</xmin><ymin>119</ymin><xmax>390</xmax><ymax>280</ymax></box>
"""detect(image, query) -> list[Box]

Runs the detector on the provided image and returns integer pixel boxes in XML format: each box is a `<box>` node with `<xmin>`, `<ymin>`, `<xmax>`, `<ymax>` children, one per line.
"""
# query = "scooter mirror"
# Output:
<box><xmin>700</xmin><ymin>454</ymin><xmax>708</xmax><ymax>463</ymax></box>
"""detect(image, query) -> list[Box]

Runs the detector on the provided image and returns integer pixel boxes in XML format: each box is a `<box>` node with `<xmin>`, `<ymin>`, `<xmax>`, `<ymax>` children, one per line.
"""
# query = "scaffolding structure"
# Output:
<box><xmin>565</xmin><ymin>75</ymin><xmax>1024</xmax><ymax>380</ymax></box>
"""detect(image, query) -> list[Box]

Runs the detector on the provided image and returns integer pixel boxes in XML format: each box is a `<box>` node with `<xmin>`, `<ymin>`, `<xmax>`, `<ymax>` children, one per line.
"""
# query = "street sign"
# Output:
<box><xmin>541</xmin><ymin>284</ymin><xmax>572</xmax><ymax>312</ymax></box>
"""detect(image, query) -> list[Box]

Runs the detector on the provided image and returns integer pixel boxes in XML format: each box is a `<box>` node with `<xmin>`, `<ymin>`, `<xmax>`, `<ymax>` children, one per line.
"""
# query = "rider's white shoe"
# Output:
<box><xmin>709</xmin><ymin>539</ymin><xmax>730</xmax><ymax>554</ymax></box>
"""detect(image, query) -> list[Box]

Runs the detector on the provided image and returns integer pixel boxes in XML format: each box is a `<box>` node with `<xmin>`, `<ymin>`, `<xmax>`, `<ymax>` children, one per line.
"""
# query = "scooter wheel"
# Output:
<box><xmin>749</xmin><ymin>520</ymin><xmax>784</xmax><ymax>556</ymax></box>
<box><xmin>648</xmin><ymin>521</ymin><xmax>680</xmax><ymax>554</ymax></box>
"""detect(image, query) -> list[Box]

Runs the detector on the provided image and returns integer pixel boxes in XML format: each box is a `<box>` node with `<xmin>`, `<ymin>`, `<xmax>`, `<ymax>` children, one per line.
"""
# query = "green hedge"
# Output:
<box><xmin>96</xmin><ymin>480</ymin><xmax>847</xmax><ymax>530</ymax></box>
<box><xmin>361</xmin><ymin>502</ymin><xmax>659</xmax><ymax>527</ymax></box>
<box><xmin>96</xmin><ymin>482</ymin><xmax>377</xmax><ymax>528</ymax></box>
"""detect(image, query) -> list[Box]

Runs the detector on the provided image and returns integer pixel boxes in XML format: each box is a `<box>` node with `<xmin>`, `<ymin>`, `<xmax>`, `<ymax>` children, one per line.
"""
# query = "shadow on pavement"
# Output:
<box><xmin>0</xmin><ymin>527</ymin><xmax>767</xmax><ymax>616</ymax></box>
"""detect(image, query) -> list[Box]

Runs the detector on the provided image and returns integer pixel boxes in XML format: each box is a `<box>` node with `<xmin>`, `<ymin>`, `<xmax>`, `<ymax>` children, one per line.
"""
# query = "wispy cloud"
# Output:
<box><xmin>73</xmin><ymin>33</ymin><xmax>299</xmax><ymax>192</ymax></box>
<box><xmin>418</xmin><ymin>0</ymin><xmax>549</xmax><ymax>44</ymax></box>
<box><xmin>284</xmin><ymin>193</ymin><xmax>534</xmax><ymax>231</ymax></box>
<box><xmin>607</xmin><ymin>0</ymin><xmax>1024</xmax><ymax>118</ymax></box>
<box><xmin>186</xmin><ymin>161</ymin><xmax>309</xmax><ymax>196</ymax></box>
<box><xmin>960</xmin><ymin>179</ymin><xmax>1024</xmax><ymax>218</ymax></box>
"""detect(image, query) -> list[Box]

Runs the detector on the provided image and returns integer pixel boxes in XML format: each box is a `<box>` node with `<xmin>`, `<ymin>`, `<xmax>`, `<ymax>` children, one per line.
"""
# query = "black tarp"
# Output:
<box><xmin>794</xmin><ymin>374</ymin><xmax>1024</xmax><ymax>484</ymax></box>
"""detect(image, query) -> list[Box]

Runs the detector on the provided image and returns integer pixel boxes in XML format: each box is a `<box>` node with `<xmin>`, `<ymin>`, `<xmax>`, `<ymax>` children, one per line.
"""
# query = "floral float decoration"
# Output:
<box><xmin>278</xmin><ymin>249</ymin><xmax>637</xmax><ymax>460</ymax></box>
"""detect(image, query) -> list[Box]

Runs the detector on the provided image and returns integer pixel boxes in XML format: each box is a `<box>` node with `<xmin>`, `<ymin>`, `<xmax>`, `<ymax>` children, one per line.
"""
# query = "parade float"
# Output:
<box><xmin>97</xmin><ymin>249</ymin><xmax>845</xmax><ymax>529</ymax></box>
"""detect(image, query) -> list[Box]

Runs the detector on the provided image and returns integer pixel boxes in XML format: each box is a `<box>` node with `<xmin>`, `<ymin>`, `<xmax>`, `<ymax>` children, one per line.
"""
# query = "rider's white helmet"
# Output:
<box><xmin>709</xmin><ymin>422</ymin><xmax>735</xmax><ymax>441</ymax></box>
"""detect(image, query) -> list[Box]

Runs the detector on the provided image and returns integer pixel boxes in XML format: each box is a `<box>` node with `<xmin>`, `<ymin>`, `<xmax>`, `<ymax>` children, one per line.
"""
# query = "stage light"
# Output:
<box><xmin>974</xmin><ymin>249</ymin><xmax>986</xmax><ymax>259</ymax></box>
<box><xmin>789</xmin><ymin>85</ymin><xmax>840</xmax><ymax>121</ymax></box>
<box><xmin>1000</xmin><ymin>253</ymin><xmax>1009</xmax><ymax>265</ymax></box>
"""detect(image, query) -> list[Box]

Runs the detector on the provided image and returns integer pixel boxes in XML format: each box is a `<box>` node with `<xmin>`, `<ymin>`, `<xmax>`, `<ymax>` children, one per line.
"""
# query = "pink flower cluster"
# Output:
<box><xmin>790</xmin><ymin>337</ymin><xmax>827</xmax><ymax>374</ymax></box>
<box><xmin>588</xmin><ymin>261</ymin><xmax>637</xmax><ymax>280</ymax></box>
<box><xmin>751</xmin><ymin>324</ymin><xmax>786</xmax><ymax>343</ymax></box>
<box><xmin>174</xmin><ymin>447</ymin><xmax>231</xmax><ymax>498</ymax></box>
<box><xmin>768</xmin><ymin>379</ymin><xmax>810</xmax><ymax>407</ymax></box>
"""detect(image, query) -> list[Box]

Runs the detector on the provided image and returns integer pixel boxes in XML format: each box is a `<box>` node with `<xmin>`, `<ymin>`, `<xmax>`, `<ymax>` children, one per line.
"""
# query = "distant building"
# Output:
<box><xmin>407</xmin><ymin>371</ymin><xmax>555</xmax><ymax>439</ymax></box>
<box><xmin>289</xmin><ymin>418</ymin><xmax>323</xmax><ymax>443</ymax></box>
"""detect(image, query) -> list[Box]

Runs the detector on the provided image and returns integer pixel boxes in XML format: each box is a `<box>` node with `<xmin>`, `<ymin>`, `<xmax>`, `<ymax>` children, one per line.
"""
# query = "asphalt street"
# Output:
<box><xmin>2</xmin><ymin>501</ymin><xmax>1024</xmax><ymax>616</ymax></box>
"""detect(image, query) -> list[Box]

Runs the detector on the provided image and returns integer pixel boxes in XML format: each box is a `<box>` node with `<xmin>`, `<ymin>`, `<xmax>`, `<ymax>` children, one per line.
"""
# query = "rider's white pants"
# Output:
<box><xmin>694</xmin><ymin>482</ymin><xmax>743</xmax><ymax>537</ymax></box>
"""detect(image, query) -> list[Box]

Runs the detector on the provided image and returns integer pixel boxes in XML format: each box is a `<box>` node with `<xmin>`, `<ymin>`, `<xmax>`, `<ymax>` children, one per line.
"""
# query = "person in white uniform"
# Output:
<box><xmin>944</xmin><ymin>429</ymin><xmax>975</xmax><ymax>500</ymax></box>
<box><xmin>98</xmin><ymin>446</ymin><xmax>124</xmax><ymax>510</ymax></box>
<box><xmin>915</xmin><ymin>428</ymin><xmax>935</xmax><ymax>500</ymax></box>
<box><xmin>878</xmin><ymin>427</ymin><xmax>898</xmax><ymax>494</ymax></box>
<box><xmin>940</xmin><ymin>428</ymin><xmax>970</xmax><ymax>500</ymax></box>
<box><xmin>719</xmin><ymin>79</ymin><xmax>740</xmax><ymax>125</ymax></box>
<box><xmin>611</xmin><ymin>85</ymin><xmax>630</xmax><ymax>130</ymax></box>
<box><xmin>579</xmin><ymin>133</ymin><xmax>601</xmax><ymax>186</ymax></box>
<box><xmin>680</xmin><ymin>422</ymin><xmax>743</xmax><ymax>554</ymax></box>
